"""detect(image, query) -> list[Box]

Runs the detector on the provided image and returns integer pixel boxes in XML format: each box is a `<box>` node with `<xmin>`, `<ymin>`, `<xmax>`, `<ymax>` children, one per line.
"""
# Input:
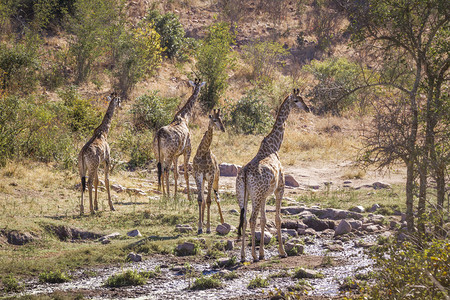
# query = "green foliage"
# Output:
<box><xmin>131</xmin><ymin>91</ymin><xmax>179</xmax><ymax>131</ymax></box>
<box><xmin>104</xmin><ymin>270</ymin><xmax>146</xmax><ymax>287</ymax></box>
<box><xmin>190</xmin><ymin>275</ymin><xmax>222</xmax><ymax>290</ymax></box>
<box><xmin>145</xmin><ymin>10</ymin><xmax>185</xmax><ymax>59</ymax></box>
<box><xmin>117</xmin><ymin>126</ymin><xmax>154</xmax><ymax>169</ymax></box>
<box><xmin>303</xmin><ymin>58</ymin><xmax>365</xmax><ymax>115</ymax></box>
<box><xmin>139</xmin><ymin>266</ymin><xmax>161</xmax><ymax>279</ymax></box>
<box><xmin>2</xmin><ymin>274</ymin><xmax>22</xmax><ymax>292</ymax></box>
<box><xmin>242</xmin><ymin>40</ymin><xmax>289</xmax><ymax>83</ymax></box>
<box><xmin>292</xmin><ymin>268</ymin><xmax>324</xmax><ymax>279</ymax></box>
<box><xmin>38</xmin><ymin>270</ymin><xmax>71</xmax><ymax>283</ymax></box>
<box><xmin>213</xmin><ymin>270</ymin><xmax>238</xmax><ymax>280</ymax></box>
<box><xmin>195</xmin><ymin>22</ymin><xmax>236</xmax><ymax>110</ymax></box>
<box><xmin>247</xmin><ymin>276</ymin><xmax>269</xmax><ymax>289</ymax></box>
<box><xmin>364</xmin><ymin>235</ymin><xmax>449</xmax><ymax>299</ymax></box>
<box><xmin>223</xmin><ymin>90</ymin><xmax>272</xmax><ymax>135</ymax></box>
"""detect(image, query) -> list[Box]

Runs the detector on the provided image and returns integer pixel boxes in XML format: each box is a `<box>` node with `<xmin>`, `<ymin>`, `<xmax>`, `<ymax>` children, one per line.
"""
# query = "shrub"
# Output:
<box><xmin>117</xmin><ymin>127</ymin><xmax>154</xmax><ymax>169</ymax></box>
<box><xmin>38</xmin><ymin>270</ymin><xmax>71</xmax><ymax>283</ymax></box>
<box><xmin>190</xmin><ymin>275</ymin><xmax>222</xmax><ymax>290</ymax></box>
<box><xmin>292</xmin><ymin>268</ymin><xmax>324</xmax><ymax>279</ymax></box>
<box><xmin>224</xmin><ymin>90</ymin><xmax>272</xmax><ymax>135</ymax></box>
<box><xmin>247</xmin><ymin>276</ymin><xmax>269</xmax><ymax>289</ymax></box>
<box><xmin>2</xmin><ymin>275</ymin><xmax>22</xmax><ymax>292</ymax></box>
<box><xmin>196</xmin><ymin>22</ymin><xmax>236</xmax><ymax>110</ymax></box>
<box><xmin>104</xmin><ymin>270</ymin><xmax>146</xmax><ymax>287</ymax></box>
<box><xmin>145</xmin><ymin>10</ymin><xmax>186</xmax><ymax>59</ymax></box>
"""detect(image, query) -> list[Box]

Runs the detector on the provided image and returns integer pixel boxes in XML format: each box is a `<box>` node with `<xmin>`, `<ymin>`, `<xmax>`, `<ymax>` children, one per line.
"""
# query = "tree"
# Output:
<box><xmin>195</xmin><ymin>22</ymin><xmax>235</xmax><ymax>111</ymax></box>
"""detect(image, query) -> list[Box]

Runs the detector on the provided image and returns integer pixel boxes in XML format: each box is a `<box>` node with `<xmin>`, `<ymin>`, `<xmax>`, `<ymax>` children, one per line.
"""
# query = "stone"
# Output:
<box><xmin>298</xmin><ymin>210</ymin><xmax>315</xmax><ymax>219</ymax></box>
<box><xmin>285</xmin><ymin>242</ymin><xmax>304</xmax><ymax>255</ymax></box>
<box><xmin>324</xmin><ymin>243</ymin><xmax>344</xmax><ymax>252</ymax></box>
<box><xmin>225</xmin><ymin>240</ymin><xmax>234</xmax><ymax>251</ymax></box>
<box><xmin>127</xmin><ymin>229</ymin><xmax>142</xmax><ymax>237</ymax></box>
<box><xmin>335</xmin><ymin>220</ymin><xmax>352</xmax><ymax>236</ymax></box>
<box><xmin>281</xmin><ymin>228</ymin><xmax>298</xmax><ymax>237</ymax></box>
<box><xmin>175</xmin><ymin>224</ymin><xmax>193</xmax><ymax>233</ymax></box>
<box><xmin>354</xmin><ymin>240</ymin><xmax>375</xmax><ymax>248</ymax></box>
<box><xmin>365</xmin><ymin>225</ymin><xmax>379</xmax><ymax>232</ymax></box>
<box><xmin>322</xmin><ymin>229</ymin><xmax>336</xmax><ymax>236</ymax></box>
<box><xmin>295</xmin><ymin>268</ymin><xmax>321</xmax><ymax>279</ymax></box>
<box><xmin>7</xmin><ymin>231</ymin><xmax>35</xmax><ymax>245</ymax></box>
<box><xmin>390</xmin><ymin>220</ymin><xmax>400</xmax><ymax>229</ymax></box>
<box><xmin>176</xmin><ymin>242</ymin><xmax>197</xmax><ymax>256</ymax></box>
<box><xmin>368</xmin><ymin>204</ymin><xmax>380</xmax><ymax>213</ymax></box>
<box><xmin>281</xmin><ymin>206</ymin><xmax>305</xmax><ymax>215</ymax></box>
<box><xmin>372</xmin><ymin>182</ymin><xmax>391</xmax><ymax>189</ymax></box>
<box><xmin>297</xmin><ymin>228</ymin><xmax>306</xmax><ymax>235</ymax></box>
<box><xmin>216</xmin><ymin>257</ymin><xmax>233</xmax><ymax>268</ymax></box>
<box><xmin>349</xmin><ymin>206</ymin><xmax>365</xmax><ymax>213</ymax></box>
<box><xmin>303</xmin><ymin>217</ymin><xmax>334</xmax><ymax>231</ymax></box>
<box><xmin>343</xmin><ymin>180</ymin><xmax>352</xmax><ymax>184</ymax></box>
<box><xmin>320</xmin><ymin>208</ymin><xmax>363</xmax><ymax>220</ymax></box>
<box><xmin>126</xmin><ymin>188</ymin><xmax>147</xmax><ymax>196</ymax></box>
<box><xmin>219</xmin><ymin>163</ymin><xmax>241</xmax><ymax>177</ymax></box>
<box><xmin>111</xmin><ymin>184</ymin><xmax>125</xmax><ymax>193</ymax></box>
<box><xmin>304</xmin><ymin>228</ymin><xmax>318</xmax><ymax>236</ymax></box>
<box><xmin>229</xmin><ymin>209</ymin><xmax>239</xmax><ymax>215</ymax></box>
<box><xmin>276</xmin><ymin>232</ymin><xmax>290</xmax><ymax>244</ymax></box>
<box><xmin>127</xmin><ymin>252</ymin><xmax>142</xmax><ymax>262</ymax></box>
<box><xmin>216</xmin><ymin>223</ymin><xmax>231</xmax><ymax>235</ymax></box>
<box><xmin>101</xmin><ymin>239</ymin><xmax>111</xmax><ymax>244</ymax></box>
<box><xmin>255</xmin><ymin>231</ymin><xmax>273</xmax><ymax>245</ymax></box>
<box><xmin>348</xmin><ymin>220</ymin><xmax>363</xmax><ymax>230</ymax></box>
<box><xmin>281</xmin><ymin>220</ymin><xmax>302</xmax><ymax>229</ymax></box>
<box><xmin>284</xmin><ymin>174</ymin><xmax>300</xmax><ymax>187</ymax></box>
<box><xmin>99</xmin><ymin>232</ymin><xmax>121</xmax><ymax>241</ymax></box>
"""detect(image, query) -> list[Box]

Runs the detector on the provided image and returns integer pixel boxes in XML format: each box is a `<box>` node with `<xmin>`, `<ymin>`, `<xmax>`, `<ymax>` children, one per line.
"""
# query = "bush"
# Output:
<box><xmin>38</xmin><ymin>270</ymin><xmax>71</xmax><ymax>283</ymax></box>
<box><xmin>2</xmin><ymin>274</ymin><xmax>22</xmax><ymax>292</ymax></box>
<box><xmin>247</xmin><ymin>276</ymin><xmax>269</xmax><ymax>289</ymax></box>
<box><xmin>145</xmin><ymin>10</ymin><xmax>186</xmax><ymax>59</ymax></box>
<box><xmin>190</xmin><ymin>275</ymin><xmax>222</xmax><ymax>290</ymax></box>
<box><xmin>104</xmin><ymin>270</ymin><xmax>146</xmax><ymax>287</ymax></box>
<box><xmin>224</xmin><ymin>90</ymin><xmax>272</xmax><ymax>135</ymax></box>
<box><xmin>117</xmin><ymin>127</ymin><xmax>154</xmax><ymax>169</ymax></box>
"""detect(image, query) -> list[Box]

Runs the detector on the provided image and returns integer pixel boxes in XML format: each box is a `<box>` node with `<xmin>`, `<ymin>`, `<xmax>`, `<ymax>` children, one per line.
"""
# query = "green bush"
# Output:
<box><xmin>2</xmin><ymin>274</ymin><xmax>22</xmax><ymax>292</ymax></box>
<box><xmin>247</xmin><ymin>276</ymin><xmax>269</xmax><ymax>289</ymax></box>
<box><xmin>224</xmin><ymin>90</ymin><xmax>272</xmax><ymax>135</ymax></box>
<box><xmin>190</xmin><ymin>275</ymin><xmax>222</xmax><ymax>290</ymax></box>
<box><xmin>104</xmin><ymin>270</ymin><xmax>146</xmax><ymax>287</ymax></box>
<box><xmin>38</xmin><ymin>270</ymin><xmax>71</xmax><ymax>283</ymax></box>
<box><xmin>117</xmin><ymin>127</ymin><xmax>154</xmax><ymax>169</ymax></box>
<box><xmin>145</xmin><ymin>10</ymin><xmax>186</xmax><ymax>59</ymax></box>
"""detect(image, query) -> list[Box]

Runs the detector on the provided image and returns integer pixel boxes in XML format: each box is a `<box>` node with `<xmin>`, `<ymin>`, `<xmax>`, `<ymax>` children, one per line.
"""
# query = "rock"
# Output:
<box><xmin>320</xmin><ymin>208</ymin><xmax>363</xmax><ymax>220</ymax></box>
<box><xmin>308</xmin><ymin>184</ymin><xmax>321</xmax><ymax>190</ymax></box>
<box><xmin>349</xmin><ymin>206</ymin><xmax>365</xmax><ymax>213</ymax></box>
<box><xmin>348</xmin><ymin>220</ymin><xmax>362</xmax><ymax>230</ymax></box>
<box><xmin>368</xmin><ymin>204</ymin><xmax>380</xmax><ymax>212</ymax></box>
<box><xmin>285</xmin><ymin>242</ymin><xmax>304</xmax><ymax>256</ymax></box>
<box><xmin>101</xmin><ymin>239</ymin><xmax>111</xmax><ymax>244</ymax></box>
<box><xmin>372</xmin><ymin>182</ymin><xmax>391</xmax><ymax>189</ymax></box>
<box><xmin>127</xmin><ymin>252</ymin><xmax>142</xmax><ymax>262</ymax></box>
<box><xmin>304</xmin><ymin>228</ymin><xmax>318</xmax><ymax>236</ymax></box>
<box><xmin>294</xmin><ymin>268</ymin><xmax>321</xmax><ymax>279</ymax></box>
<box><xmin>281</xmin><ymin>228</ymin><xmax>298</xmax><ymax>237</ymax></box>
<box><xmin>229</xmin><ymin>209</ymin><xmax>239</xmax><ymax>215</ymax></box>
<box><xmin>324</xmin><ymin>243</ymin><xmax>344</xmax><ymax>252</ymax></box>
<box><xmin>365</xmin><ymin>225</ymin><xmax>379</xmax><ymax>232</ymax></box>
<box><xmin>390</xmin><ymin>220</ymin><xmax>400</xmax><ymax>229</ymax></box>
<box><xmin>335</xmin><ymin>220</ymin><xmax>352</xmax><ymax>236</ymax></box>
<box><xmin>284</xmin><ymin>174</ymin><xmax>300</xmax><ymax>187</ymax></box>
<box><xmin>111</xmin><ymin>184</ymin><xmax>125</xmax><ymax>193</ymax></box>
<box><xmin>255</xmin><ymin>231</ymin><xmax>273</xmax><ymax>245</ymax></box>
<box><xmin>98</xmin><ymin>232</ymin><xmax>121</xmax><ymax>241</ymax></box>
<box><xmin>380</xmin><ymin>231</ymin><xmax>393</xmax><ymax>239</ymax></box>
<box><xmin>219</xmin><ymin>163</ymin><xmax>240</xmax><ymax>177</ymax></box>
<box><xmin>216</xmin><ymin>257</ymin><xmax>234</xmax><ymax>268</ymax></box>
<box><xmin>393</xmin><ymin>209</ymin><xmax>402</xmax><ymax>216</ymax></box>
<box><xmin>297</xmin><ymin>228</ymin><xmax>306</xmax><ymax>235</ymax></box>
<box><xmin>281</xmin><ymin>206</ymin><xmax>305</xmax><ymax>215</ymax></box>
<box><xmin>298</xmin><ymin>210</ymin><xmax>315</xmax><ymax>219</ymax></box>
<box><xmin>7</xmin><ymin>231</ymin><xmax>36</xmax><ymax>245</ymax></box>
<box><xmin>126</xmin><ymin>188</ymin><xmax>147</xmax><ymax>196</ymax></box>
<box><xmin>303</xmin><ymin>217</ymin><xmax>334</xmax><ymax>231</ymax></box>
<box><xmin>127</xmin><ymin>229</ymin><xmax>142</xmax><ymax>237</ymax></box>
<box><xmin>175</xmin><ymin>224</ymin><xmax>193</xmax><ymax>233</ymax></box>
<box><xmin>216</xmin><ymin>223</ymin><xmax>231</xmax><ymax>235</ymax></box>
<box><xmin>277</xmin><ymin>232</ymin><xmax>290</xmax><ymax>244</ymax></box>
<box><xmin>343</xmin><ymin>180</ymin><xmax>352</xmax><ymax>184</ymax></box>
<box><xmin>225</xmin><ymin>240</ymin><xmax>234</xmax><ymax>251</ymax></box>
<box><xmin>281</xmin><ymin>220</ymin><xmax>302</xmax><ymax>229</ymax></box>
<box><xmin>368</xmin><ymin>214</ymin><xmax>385</xmax><ymax>224</ymax></box>
<box><xmin>355</xmin><ymin>240</ymin><xmax>375</xmax><ymax>248</ymax></box>
<box><xmin>322</xmin><ymin>229</ymin><xmax>336</xmax><ymax>236</ymax></box>
<box><xmin>176</xmin><ymin>242</ymin><xmax>197</xmax><ymax>256</ymax></box>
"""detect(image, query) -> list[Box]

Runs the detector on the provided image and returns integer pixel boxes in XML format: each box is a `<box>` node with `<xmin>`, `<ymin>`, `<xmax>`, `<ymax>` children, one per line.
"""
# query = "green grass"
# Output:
<box><xmin>190</xmin><ymin>275</ymin><xmax>222</xmax><ymax>290</ymax></box>
<box><xmin>38</xmin><ymin>270</ymin><xmax>71</xmax><ymax>283</ymax></box>
<box><xmin>2</xmin><ymin>274</ymin><xmax>22</xmax><ymax>292</ymax></box>
<box><xmin>104</xmin><ymin>270</ymin><xmax>146</xmax><ymax>287</ymax></box>
<box><xmin>213</xmin><ymin>271</ymin><xmax>239</xmax><ymax>280</ymax></box>
<box><xmin>247</xmin><ymin>276</ymin><xmax>269</xmax><ymax>289</ymax></box>
<box><xmin>292</xmin><ymin>268</ymin><xmax>324</xmax><ymax>279</ymax></box>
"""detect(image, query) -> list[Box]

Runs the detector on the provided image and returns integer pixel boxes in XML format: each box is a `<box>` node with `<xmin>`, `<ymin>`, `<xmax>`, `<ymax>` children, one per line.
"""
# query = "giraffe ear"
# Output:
<box><xmin>188</xmin><ymin>80</ymin><xmax>195</xmax><ymax>87</ymax></box>
<box><xmin>209</xmin><ymin>114</ymin><xmax>212</xmax><ymax>119</ymax></box>
<box><xmin>199</xmin><ymin>82</ymin><xmax>206</xmax><ymax>88</ymax></box>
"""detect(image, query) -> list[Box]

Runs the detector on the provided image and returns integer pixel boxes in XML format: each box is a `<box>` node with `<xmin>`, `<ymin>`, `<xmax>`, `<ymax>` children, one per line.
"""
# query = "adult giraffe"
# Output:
<box><xmin>236</xmin><ymin>89</ymin><xmax>309</xmax><ymax>262</ymax></box>
<box><xmin>153</xmin><ymin>79</ymin><xmax>205</xmax><ymax>201</ymax></box>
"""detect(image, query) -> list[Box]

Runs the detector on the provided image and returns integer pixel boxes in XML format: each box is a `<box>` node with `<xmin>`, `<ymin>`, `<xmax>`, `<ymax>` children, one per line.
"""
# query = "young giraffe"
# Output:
<box><xmin>153</xmin><ymin>79</ymin><xmax>205</xmax><ymax>201</ymax></box>
<box><xmin>193</xmin><ymin>109</ymin><xmax>226</xmax><ymax>234</ymax></box>
<box><xmin>78</xmin><ymin>92</ymin><xmax>121</xmax><ymax>215</ymax></box>
<box><xmin>236</xmin><ymin>89</ymin><xmax>309</xmax><ymax>262</ymax></box>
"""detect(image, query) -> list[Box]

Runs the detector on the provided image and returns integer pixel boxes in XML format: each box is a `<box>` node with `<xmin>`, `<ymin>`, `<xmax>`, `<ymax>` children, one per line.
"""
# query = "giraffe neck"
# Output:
<box><xmin>197</xmin><ymin>125</ymin><xmax>214</xmax><ymax>154</ymax></box>
<box><xmin>94</xmin><ymin>98</ymin><xmax>118</xmax><ymax>137</ymax></box>
<box><xmin>255</xmin><ymin>95</ymin><xmax>291</xmax><ymax>158</ymax></box>
<box><xmin>173</xmin><ymin>87</ymin><xmax>200</xmax><ymax>123</ymax></box>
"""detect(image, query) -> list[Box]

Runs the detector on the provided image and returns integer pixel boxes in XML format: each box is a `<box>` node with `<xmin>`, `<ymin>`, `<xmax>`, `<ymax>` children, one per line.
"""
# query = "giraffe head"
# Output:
<box><xmin>290</xmin><ymin>88</ymin><xmax>309</xmax><ymax>112</ymax></box>
<box><xmin>209</xmin><ymin>108</ymin><xmax>226</xmax><ymax>132</ymax></box>
<box><xmin>107</xmin><ymin>91</ymin><xmax>122</xmax><ymax>108</ymax></box>
<box><xmin>188</xmin><ymin>78</ymin><xmax>206</xmax><ymax>91</ymax></box>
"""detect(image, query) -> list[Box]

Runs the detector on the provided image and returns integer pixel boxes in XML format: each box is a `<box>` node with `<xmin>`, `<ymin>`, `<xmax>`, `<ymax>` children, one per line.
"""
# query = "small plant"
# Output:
<box><xmin>213</xmin><ymin>271</ymin><xmax>239</xmax><ymax>280</ymax></box>
<box><xmin>38</xmin><ymin>270</ymin><xmax>71</xmax><ymax>283</ymax></box>
<box><xmin>247</xmin><ymin>276</ymin><xmax>269</xmax><ymax>289</ymax></box>
<box><xmin>190</xmin><ymin>275</ymin><xmax>222</xmax><ymax>290</ymax></box>
<box><xmin>140</xmin><ymin>266</ymin><xmax>161</xmax><ymax>279</ymax></box>
<box><xmin>104</xmin><ymin>270</ymin><xmax>146</xmax><ymax>287</ymax></box>
<box><xmin>2</xmin><ymin>274</ymin><xmax>22</xmax><ymax>292</ymax></box>
<box><xmin>292</xmin><ymin>268</ymin><xmax>324</xmax><ymax>279</ymax></box>
<box><xmin>207</xmin><ymin>247</ymin><xmax>225</xmax><ymax>259</ymax></box>
<box><xmin>268</xmin><ymin>269</ymin><xmax>292</xmax><ymax>278</ymax></box>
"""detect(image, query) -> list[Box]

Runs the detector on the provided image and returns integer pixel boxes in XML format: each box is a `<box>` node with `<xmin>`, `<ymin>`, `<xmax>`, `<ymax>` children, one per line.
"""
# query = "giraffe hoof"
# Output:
<box><xmin>197</xmin><ymin>229</ymin><xmax>203</xmax><ymax>235</ymax></box>
<box><xmin>259</xmin><ymin>255</ymin><xmax>265</xmax><ymax>261</ymax></box>
<box><xmin>280</xmin><ymin>254</ymin><xmax>287</xmax><ymax>258</ymax></box>
<box><xmin>253</xmin><ymin>258</ymin><xmax>259</xmax><ymax>263</ymax></box>
<box><xmin>240</xmin><ymin>258</ymin><xmax>246</xmax><ymax>263</ymax></box>
<box><xmin>206</xmin><ymin>229</ymin><xmax>211</xmax><ymax>234</ymax></box>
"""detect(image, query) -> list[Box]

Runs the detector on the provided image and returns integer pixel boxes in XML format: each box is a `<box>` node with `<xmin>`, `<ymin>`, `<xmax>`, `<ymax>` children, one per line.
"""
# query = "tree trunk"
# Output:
<box><xmin>418</xmin><ymin>162</ymin><xmax>427</xmax><ymax>233</ymax></box>
<box><xmin>406</xmin><ymin>160</ymin><xmax>416</xmax><ymax>232</ymax></box>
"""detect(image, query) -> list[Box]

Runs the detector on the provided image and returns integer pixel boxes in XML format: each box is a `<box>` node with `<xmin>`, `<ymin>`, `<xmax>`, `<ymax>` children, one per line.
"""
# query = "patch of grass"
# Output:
<box><xmin>248</xmin><ymin>276</ymin><xmax>269</xmax><ymax>289</ymax></box>
<box><xmin>213</xmin><ymin>271</ymin><xmax>239</xmax><ymax>280</ymax></box>
<box><xmin>268</xmin><ymin>269</ymin><xmax>292</xmax><ymax>278</ymax></box>
<box><xmin>139</xmin><ymin>266</ymin><xmax>161</xmax><ymax>279</ymax></box>
<box><xmin>2</xmin><ymin>274</ymin><xmax>22</xmax><ymax>292</ymax></box>
<box><xmin>38</xmin><ymin>270</ymin><xmax>71</xmax><ymax>283</ymax></box>
<box><xmin>190</xmin><ymin>275</ymin><xmax>222</xmax><ymax>290</ymax></box>
<box><xmin>206</xmin><ymin>248</ymin><xmax>225</xmax><ymax>259</ymax></box>
<box><xmin>104</xmin><ymin>270</ymin><xmax>146</xmax><ymax>287</ymax></box>
<box><xmin>292</xmin><ymin>268</ymin><xmax>324</xmax><ymax>279</ymax></box>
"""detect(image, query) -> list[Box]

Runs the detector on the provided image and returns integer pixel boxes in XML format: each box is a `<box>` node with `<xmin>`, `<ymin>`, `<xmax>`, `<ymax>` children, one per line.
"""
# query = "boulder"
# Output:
<box><xmin>98</xmin><ymin>232</ymin><xmax>121</xmax><ymax>242</ymax></box>
<box><xmin>281</xmin><ymin>228</ymin><xmax>298</xmax><ymax>237</ymax></box>
<box><xmin>225</xmin><ymin>240</ymin><xmax>234</xmax><ymax>251</ymax></box>
<box><xmin>303</xmin><ymin>217</ymin><xmax>334</xmax><ymax>231</ymax></box>
<box><xmin>175</xmin><ymin>224</ymin><xmax>193</xmax><ymax>233</ymax></box>
<box><xmin>304</xmin><ymin>228</ymin><xmax>318</xmax><ymax>236</ymax></box>
<box><xmin>349</xmin><ymin>206</ymin><xmax>365</xmax><ymax>213</ymax></box>
<box><xmin>216</xmin><ymin>223</ymin><xmax>232</xmax><ymax>235</ymax></box>
<box><xmin>255</xmin><ymin>231</ymin><xmax>273</xmax><ymax>245</ymax></box>
<box><xmin>372</xmin><ymin>182</ymin><xmax>391</xmax><ymax>189</ymax></box>
<box><xmin>335</xmin><ymin>220</ymin><xmax>352</xmax><ymax>236</ymax></box>
<box><xmin>368</xmin><ymin>203</ymin><xmax>380</xmax><ymax>213</ymax></box>
<box><xmin>7</xmin><ymin>231</ymin><xmax>36</xmax><ymax>245</ymax></box>
<box><xmin>219</xmin><ymin>163</ymin><xmax>241</xmax><ymax>177</ymax></box>
<box><xmin>281</xmin><ymin>206</ymin><xmax>305</xmax><ymax>215</ymax></box>
<box><xmin>348</xmin><ymin>220</ymin><xmax>363</xmax><ymax>230</ymax></box>
<box><xmin>111</xmin><ymin>184</ymin><xmax>125</xmax><ymax>193</ymax></box>
<box><xmin>127</xmin><ymin>252</ymin><xmax>142</xmax><ymax>262</ymax></box>
<box><xmin>176</xmin><ymin>242</ymin><xmax>197</xmax><ymax>256</ymax></box>
<box><xmin>127</xmin><ymin>229</ymin><xmax>142</xmax><ymax>237</ymax></box>
<box><xmin>285</xmin><ymin>242</ymin><xmax>304</xmax><ymax>256</ymax></box>
<box><xmin>284</xmin><ymin>174</ymin><xmax>300</xmax><ymax>187</ymax></box>
<box><xmin>324</xmin><ymin>243</ymin><xmax>344</xmax><ymax>252</ymax></box>
<box><xmin>281</xmin><ymin>220</ymin><xmax>302</xmax><ymax>229</ymax></box>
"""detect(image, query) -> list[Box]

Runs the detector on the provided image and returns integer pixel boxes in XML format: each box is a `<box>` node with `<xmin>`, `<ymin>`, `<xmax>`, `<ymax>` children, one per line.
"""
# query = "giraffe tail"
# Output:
<box><xmin>238</xmin><ymin>168</ymin><xmax>248</xmax><ymax>236</ymax></box>
<box><xmin>156</xmin><ymin>131</ymin><xmax>162</xmax><ymax>190</ymax></box>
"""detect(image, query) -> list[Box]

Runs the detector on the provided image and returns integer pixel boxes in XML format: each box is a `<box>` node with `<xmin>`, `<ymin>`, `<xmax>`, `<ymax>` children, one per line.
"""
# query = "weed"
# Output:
<box><xmin>38</xmin><ymin>270</ymin><xmax>71</xmax><ymax>283</ymax></box>
<box><xmin>104</xmin><ymin>270</ymin><xmax>146</xmax><ymax>287</ymax></box>
<box><xmin>213</xmin><ymin>271</ymin><xmax>239</xmax><ymax>280</ymax></box>
<box><xmin>292</xmin><ymin>268</ymin><xmax>324</xmax><ymax>279</ymax></box>
<box><xmin>190</xmin><ymin>275</ymin><xmax>222</xmax><ymax>290</ymax></box>
<box><xmin>247</xmin><ymin>276</ymin><xmax>269</xmax><ymax>289</ymax></box>
<box><xmin>268</xmin><ymin>269</ymin><xmax>292</xmax><ymax>278</ymax></box>
<box><xmin>2</xmin><ymin>274</ymin><xmax>22</xmax><ymax>292</ymax></box>
<box><xmin>139</xmin><ymin>266</ymin><xmax>161</xmax><ymax>279</ymax></box>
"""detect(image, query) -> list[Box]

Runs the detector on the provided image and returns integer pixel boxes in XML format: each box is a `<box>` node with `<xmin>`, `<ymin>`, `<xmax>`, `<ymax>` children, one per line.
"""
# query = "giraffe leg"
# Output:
<box><xmin>105</xmin><ymin>160</ymin><xmax>115</xmax><ymax>211</ymax></box>
<box><xmin>249</xmin><ymin>203</ymin><xmax>260</xmax><ymax>262</ymax></box>
<box><xmin>275</xmin><ymin>177</ymin><xmax>287</xmax><ymax>258</ymax></box>
<box><xmin>183</xmin><ymin>145</ymin><xmax>192</xmax><ymax>201</ymax></box>
<box><xmin>213</xmin><ymin>171</ymin><xmax>224</xmax><ymax>224</ymax></box>
<box><xmin>173</xmin><ymin>157</ymin><xmax>179</xmax><ymax>198</ymax></box>
<box><xmin>93</xmin><ymin>170</ymin><xmax>99</xmax><ymax>211</ymax></box>
<box><xmin>206</xmin><ymin>176</ymin><xmax>214</xmax><ymax>234</ymax></box>
<box><xmin>240</xmin><ymin>210</ymin><xmax>248</xmax><ymax>263</ymax></box>
<box><xmin>165</xmin><ymin>161</ymin><xmax>170</xmax><ymax>198</ymax></box>
<box><xmin>80</xmin><ymin>175</ymin><xmax>86</xmax><ymax>215</ymax></box>
<box><xmin>87</xmin><ymin>172</ymin><xmax>95</xmax><ymax>214</ymax></box>
<box><xmin>259</xmin><ymin>199</ymin><xmax>267</xmax><ymax>260</ymax></box>
<box><xmin>195</xmin><ymin>172</ymin><xmax>204</xmax><ymax>234</ymax></box>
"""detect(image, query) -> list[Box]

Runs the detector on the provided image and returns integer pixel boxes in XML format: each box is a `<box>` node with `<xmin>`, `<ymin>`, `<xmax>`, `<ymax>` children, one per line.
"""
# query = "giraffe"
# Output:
<box><xmin>78</xmin><ymin>92</ymin><xmax>121</xmax><ymax>215</ymax></box>
<box><xmin>153</xmin><ymin>79</ymin><xmax>206</xmax><ymax>201</ymax></box>
<box><xmin>236</xmin><ymin>89</ymin><xmax>309</xmax><ymax>262</ymax></box>
<box><xmin>193</xmin><ymin>109</ymin><xmax>226</xmax><ymax>234</ymax></box>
